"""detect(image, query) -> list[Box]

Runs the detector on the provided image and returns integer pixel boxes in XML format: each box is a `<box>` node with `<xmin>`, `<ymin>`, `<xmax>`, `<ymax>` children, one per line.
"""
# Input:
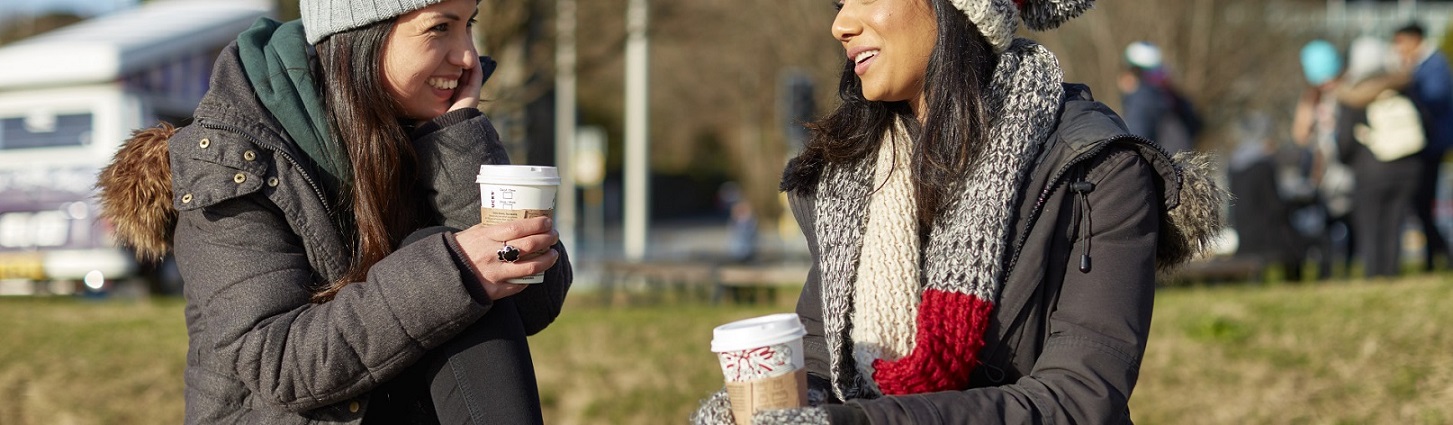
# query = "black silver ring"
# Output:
<box><xmin>497</xmin><ymin>243</ymin><xmax>522</xmax><ymax>263</ymax></box>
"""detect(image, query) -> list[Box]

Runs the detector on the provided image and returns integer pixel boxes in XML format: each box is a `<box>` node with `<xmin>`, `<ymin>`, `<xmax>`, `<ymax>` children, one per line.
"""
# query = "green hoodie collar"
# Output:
<box><xmin>235</xmin><ymin>18</ymin><xmax>349</xmax><ymax>195</ymax></box>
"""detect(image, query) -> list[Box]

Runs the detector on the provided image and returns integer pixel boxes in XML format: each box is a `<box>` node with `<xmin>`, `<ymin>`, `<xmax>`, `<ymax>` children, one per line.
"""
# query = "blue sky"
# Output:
<box><xmin>0</xmin><ymin>0</ymin><xmax>138</xmax><ymax>17</ymax></box>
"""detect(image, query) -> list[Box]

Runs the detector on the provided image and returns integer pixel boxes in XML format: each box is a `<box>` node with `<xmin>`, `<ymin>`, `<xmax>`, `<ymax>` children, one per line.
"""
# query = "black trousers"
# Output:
<box><xmin>1412</xmin><ymin>154</ymin><xmax>1450</xmax><ymax>269</ymax></box>
<box><xmin>364</xmin><ymin>301</ymin><xmax>544</xmax><ymax>425</ymax></box>
<box><xmin>1355</xmin><ymin>166</ymin><xmax>1421</xmax><ymax>277</ymax></box>
<box><xmin>364</xmin><ymin>228</ymin><xmax>546</xmax><ymax>425</ymax></box>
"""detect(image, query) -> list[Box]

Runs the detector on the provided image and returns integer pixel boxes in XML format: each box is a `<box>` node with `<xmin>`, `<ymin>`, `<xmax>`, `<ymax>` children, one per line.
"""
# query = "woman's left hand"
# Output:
<box><xmin>448</xmin><ymin>54</ymin><xmax>484</xmax><ymax>112</ymax></box>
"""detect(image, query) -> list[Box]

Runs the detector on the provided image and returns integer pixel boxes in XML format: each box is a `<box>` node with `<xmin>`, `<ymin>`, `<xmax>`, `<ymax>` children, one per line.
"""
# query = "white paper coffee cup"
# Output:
<box><xmin>712</xmin><ymin>313</ymin><xmax>809</xmax><ymax>425</ymax></box>
<box><xmin>712</xmin><ymin>313</ymin><xmax>808</xmax><ymax>382</ymax></box>
<box><xmin>476</xmin><ymin>165</ymin><xmax>560</xmax><ymax>284</ymax></box>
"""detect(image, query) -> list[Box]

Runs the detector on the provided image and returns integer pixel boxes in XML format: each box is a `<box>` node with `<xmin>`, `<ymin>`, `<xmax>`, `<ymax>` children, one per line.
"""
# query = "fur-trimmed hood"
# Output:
<box><xmin>1041</xmin><ymin>83</ymin><xmax>1227</xmax><ymax>269</ymax></box>
<box><xmin>96</xmin><ymin>122</ymin><xmax>179</xmax><ymax>262</ymax></box>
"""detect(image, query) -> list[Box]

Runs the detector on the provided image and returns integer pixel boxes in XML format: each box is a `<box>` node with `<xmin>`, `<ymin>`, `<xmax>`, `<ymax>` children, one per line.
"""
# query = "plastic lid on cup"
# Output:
<box><xmin>476</xmin><ymin>165</ymin><xmax>561</xmax><ymax>186</ymax></box>
<box><xmin>711</xmin><ymin>313</ymin><xmax>807</xmax><ymax>353</ymax></box>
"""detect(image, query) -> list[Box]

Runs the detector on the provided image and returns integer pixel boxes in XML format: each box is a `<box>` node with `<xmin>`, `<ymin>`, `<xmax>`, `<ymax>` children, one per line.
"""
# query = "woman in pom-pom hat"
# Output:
<box><xmin>96</xmin><ymin>0</ymin><xmax>571</xmax><ymax>423</ymax></box>
<box><xmin>693</xmin><ymin>0</ymin><xmax>1227</xmax><ymax>423</ymax></box>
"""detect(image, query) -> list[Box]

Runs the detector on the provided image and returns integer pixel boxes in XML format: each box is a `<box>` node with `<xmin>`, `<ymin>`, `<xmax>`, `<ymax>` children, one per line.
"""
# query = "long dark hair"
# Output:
<box><xmin>312</xmin><ymin>19</ymin><xmax>427</xmax><ymax>302</ymax></box>
<box><xmin>790</xmin><ymin>0</ymin><xmax>997</xmax><ymax>229</ymax></box>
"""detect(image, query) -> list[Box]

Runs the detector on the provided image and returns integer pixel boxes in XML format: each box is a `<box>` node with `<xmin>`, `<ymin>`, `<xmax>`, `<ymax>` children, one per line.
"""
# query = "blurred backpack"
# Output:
<box><xmin>1355</xmin><ymin>89</ymin><xmax>1425</xmax><ymax>161</ymax></box>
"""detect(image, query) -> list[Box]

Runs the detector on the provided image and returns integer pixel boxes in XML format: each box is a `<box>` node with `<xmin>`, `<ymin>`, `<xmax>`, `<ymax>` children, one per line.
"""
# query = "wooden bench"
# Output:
<box><xmin>1161</xmin><ymin>256</ymin><xmax>1266</xmax><ymax>285</ymax></box>
<box><xmin>595</xmin><ymin>261</ymin><xmax>809</xmax><ymax>306</ymax></box>
<box><xmin>712</xmin><ymin>264</ymin><xmax>809</xmax><ymax>304</ymax></box>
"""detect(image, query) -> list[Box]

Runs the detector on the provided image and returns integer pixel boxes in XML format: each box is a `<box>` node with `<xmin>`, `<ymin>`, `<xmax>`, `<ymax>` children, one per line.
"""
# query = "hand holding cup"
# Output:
<box><xmin>454</xmin><ymin>217</ymin><xmax>559</xmax><ymax>300</ymax></box>
<box><xmin>712</xmin><ymin>313</ymin><xmax>810</xmax><ymax>425</ymax></box>
<box><xmin>477</xmin><ymin>165</ymin><xmax>560</xmax><ymax>284</ymax></box>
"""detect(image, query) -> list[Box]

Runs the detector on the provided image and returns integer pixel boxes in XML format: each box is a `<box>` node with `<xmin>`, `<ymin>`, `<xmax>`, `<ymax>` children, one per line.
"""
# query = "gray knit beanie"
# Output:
<box><xmin>951</xmin><ymin>0</ymin><xmax>1095</xmax><ymax>53</ymax></box>
<box><xmin>300</xmin><ymin>0</ymin><xmax>450</xmax><ymax>44</ymax></box>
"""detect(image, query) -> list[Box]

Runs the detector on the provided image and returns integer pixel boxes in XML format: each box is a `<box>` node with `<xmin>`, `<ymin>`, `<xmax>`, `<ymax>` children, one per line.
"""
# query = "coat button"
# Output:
<box><xmin>233</xmin><ymin>173</ymin><xmax>246</xmax><ymax>184</ymax></box>
<box><xmin>267</xmin><ymin>177</ymin><xmax>279</xmax><ymax>187</ymax></box>
<box><xmin>243</xmin><ymin>150</ymin><xmax>256</xmax><ymax>161</ymax></box>
<box><xmin>181</xmin><ymin>193</ymin><xmax>193</xmax><ymax>203</ymax></box>
<box><xmin>348</xmin><ymin>401</ymin><xmax>360</xmax><ymax>413</ymax></box>
<box><xmin>199</xmin><ymin>138</ymin><xmax>210</xmax><ymax>148</ymax></box>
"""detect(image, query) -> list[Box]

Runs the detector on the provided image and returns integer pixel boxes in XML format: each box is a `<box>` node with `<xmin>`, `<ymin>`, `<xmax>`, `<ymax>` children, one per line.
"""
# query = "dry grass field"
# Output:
<box><xmin>0</xmin><ymin>275</ymin><xmax>1449</xmax><ymax>424</ymax></box>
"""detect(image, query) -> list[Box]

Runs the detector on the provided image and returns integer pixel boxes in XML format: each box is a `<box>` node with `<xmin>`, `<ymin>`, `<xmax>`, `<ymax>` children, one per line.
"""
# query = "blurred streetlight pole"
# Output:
<box><xmin>623</xmin><ymin>0</ymin><xmax>650</xmax><ymax>261</ymax></box>
<box><xmin>555</xmin><ymin>0</ymin><xmax>578</xmax><ymax>256</ymax></box>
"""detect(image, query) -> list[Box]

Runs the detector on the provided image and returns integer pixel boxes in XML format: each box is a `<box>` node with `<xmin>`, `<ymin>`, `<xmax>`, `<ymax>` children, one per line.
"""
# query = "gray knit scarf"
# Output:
<box><xmin>813</xmin><ymin>38</ymin><xmax>1065</xmax><ymax>400</ymax></box>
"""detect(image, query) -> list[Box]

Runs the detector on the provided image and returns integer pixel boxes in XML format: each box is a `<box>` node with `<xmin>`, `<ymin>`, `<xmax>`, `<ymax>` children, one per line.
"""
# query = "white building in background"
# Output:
<box><xmin>1326</xmin><ymin>0</ymin><xmax>1453</xmax><ymax>38</ymax></box>
<box><xmin>0</xmin><ymin>0</ymin><xmax>271</xmax><ymax>295</ymax></box>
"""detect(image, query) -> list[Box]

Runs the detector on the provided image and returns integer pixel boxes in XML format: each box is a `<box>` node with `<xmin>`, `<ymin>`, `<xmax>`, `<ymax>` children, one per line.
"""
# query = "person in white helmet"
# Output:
<box><xmin>1118</xmin><ymin>41</ymin><xmax>1201</xmax><ymax>155</ymax></box>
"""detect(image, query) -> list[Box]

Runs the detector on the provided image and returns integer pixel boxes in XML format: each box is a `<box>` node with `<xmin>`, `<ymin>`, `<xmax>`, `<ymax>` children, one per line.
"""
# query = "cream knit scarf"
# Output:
<box><xmin>815</xmin><ymin>38</ymin><xmax>1065</xmax><ymax>399</ymax></box>
<box><xmin>850</xmin><ymin>120</ymin><xmax>920</xmax><ymax>394</ymax></box>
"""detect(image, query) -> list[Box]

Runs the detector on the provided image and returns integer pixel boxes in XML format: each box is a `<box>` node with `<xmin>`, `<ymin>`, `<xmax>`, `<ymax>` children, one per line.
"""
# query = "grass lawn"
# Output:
<box><xmin>0</xmin><ymin>276</ymin><xmax>1449</xmax><ymax>424</ymax></box>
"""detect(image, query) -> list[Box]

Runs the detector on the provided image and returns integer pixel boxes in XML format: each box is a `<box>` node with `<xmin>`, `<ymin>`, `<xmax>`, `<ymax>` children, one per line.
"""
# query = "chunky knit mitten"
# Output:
<box><xmin>689</xmin><ymin>389</ymin><xmax>735</xmax><ymax>425</ymax></box>
<box><xmin>751</xmin><ymin>407</ymin><xmax>830</xmax><ymax>425</ymax></box>
<box><xmin>690</xmin><ymin>385</ymin><xmax>833</xmax><ymax>425</ymax></box>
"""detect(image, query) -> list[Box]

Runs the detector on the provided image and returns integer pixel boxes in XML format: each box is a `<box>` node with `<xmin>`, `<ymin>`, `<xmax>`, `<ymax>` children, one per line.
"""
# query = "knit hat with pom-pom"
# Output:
<box><xmin>951</xmin><ymin>0</ymin><xmax>1095</xmax><ymax>53</ymax></box>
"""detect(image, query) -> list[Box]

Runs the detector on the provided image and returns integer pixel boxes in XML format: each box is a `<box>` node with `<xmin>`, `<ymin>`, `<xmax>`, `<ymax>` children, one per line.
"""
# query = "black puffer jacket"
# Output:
<box><xmin>96</xmin><ymin>42</ymin><xmax>571</xmax><ymax>424</ymax></box>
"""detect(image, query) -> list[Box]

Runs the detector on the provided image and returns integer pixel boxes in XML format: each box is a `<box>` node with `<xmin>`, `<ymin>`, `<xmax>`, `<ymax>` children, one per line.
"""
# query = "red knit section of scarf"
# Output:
<box><xmin>870</xmin><ymin>289</ymin><xmax>994</xmax><ymax>395</ymax></box>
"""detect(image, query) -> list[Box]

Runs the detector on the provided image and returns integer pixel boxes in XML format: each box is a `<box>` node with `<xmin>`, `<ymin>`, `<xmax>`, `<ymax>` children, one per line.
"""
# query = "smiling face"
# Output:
<box><xmin>833</xmin><ymin>0</ymin><xmax>938</xmax><ymax>108</ymax></box>
<box><xmin>381</xmin><ymin>0</ymin><xmax>479</xmax><ymax>120</ymax></box>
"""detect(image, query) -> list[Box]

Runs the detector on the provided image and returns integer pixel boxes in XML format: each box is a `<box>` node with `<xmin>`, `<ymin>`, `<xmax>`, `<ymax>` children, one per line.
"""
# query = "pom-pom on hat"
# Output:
<box><xmin>300</xmin><ymin>0</ymin><xmax>450</xmax><ymax>45</ymax></box>
<box><xmin>951</xmin><ymin>0</ymin><xmax>1095</xmax><ymax>53</ymax></box>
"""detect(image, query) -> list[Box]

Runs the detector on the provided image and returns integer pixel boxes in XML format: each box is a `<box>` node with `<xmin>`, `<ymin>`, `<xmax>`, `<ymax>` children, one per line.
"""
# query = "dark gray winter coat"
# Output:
<box><xmin>784</xmin><ymin>84</ymin><xmax>1222</xmax><ymax>423</ymax></box>
<box><xmin>96</xmin><ymin>42</ymin><xmax>570</xmax><ymax>424</ymax></box>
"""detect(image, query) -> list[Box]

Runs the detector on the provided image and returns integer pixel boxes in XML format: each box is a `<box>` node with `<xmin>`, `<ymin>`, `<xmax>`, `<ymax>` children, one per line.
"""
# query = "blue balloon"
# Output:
<box><xmin>1301</xmin><ymin>40</ymin><xmax>1342</xmax><ymax>85</ymax></box>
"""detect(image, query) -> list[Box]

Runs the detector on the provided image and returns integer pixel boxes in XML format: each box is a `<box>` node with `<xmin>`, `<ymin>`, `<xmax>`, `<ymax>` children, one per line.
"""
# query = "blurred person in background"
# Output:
<box><xmin>1337</xmin><ymin>36</ymin><xmax>1422</xmax><ymax>278</ymax></box>
<box><xmin>693</xmin><ymin>0</ymin><xmax>1226</xmax><ymax>423</ymax></box>
<box><xmin>95</xmin><ymin>0</ymin><xmax>572</xmax><ymax>423</ymax></box>
<box><xmin>1119</xmin><ymin>41</ymin><xmax>1203</xmax><ymax>156</ymax></box>
<box><xmin>1228</xmin><ymin>113</ymin><xmax>1310</xmax><ymax>281</ymax></box>
<box><xmin>727</xmin><ymin>200</ymin><xmax>760</xmax><ymax>264</ymax></box>
<box><xmin>718</xmin><ymin>182</ymin><xmax>760</xmax><ymax>264</ymax></box>
<box><xmin>1392</xmin><ymin>22</ymin><xmax>1453</xmax><ymax>272</ymax></box>
<box><xmin>1291</xmin><ymin>39</ymin><xmax>1357</xmax><ymax>279</ymax></box>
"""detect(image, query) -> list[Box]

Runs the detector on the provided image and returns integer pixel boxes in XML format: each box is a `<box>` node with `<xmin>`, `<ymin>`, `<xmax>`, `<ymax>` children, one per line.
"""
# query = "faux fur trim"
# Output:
<box><xmin>1157</xmin><ymin>151</ymin><xmax>1228</xmax><ymax>269</ymax></box>
<box><xmin>780</xmin><ymin>155</ymin><xmax>823</xmax><ymax>194</ymax></box>
<box><xmin>96</xmin><ymin>122</ymin><xmax>177</xmax><ymax>262</ymax></box>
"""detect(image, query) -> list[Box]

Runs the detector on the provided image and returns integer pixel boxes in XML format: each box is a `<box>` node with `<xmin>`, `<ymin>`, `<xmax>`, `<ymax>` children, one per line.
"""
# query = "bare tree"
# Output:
<box><xmin>1039</xmin><ymin>0</ymin><xmax>1325</xmax><ymax>152</ymax></box>
<box><xmin>269</xmin><ymin>0</ymin><xmax>1330</xmax><ymax>226</ymax></box>
<box><xmin>633</xmin><ymin>0</ymin><xmax>841</xmax><ymax>221</ymax></box>
<box><xmin>0</xmin><ymin>13</ymin><xmax>84</xmax><ymax>45</ymax></box>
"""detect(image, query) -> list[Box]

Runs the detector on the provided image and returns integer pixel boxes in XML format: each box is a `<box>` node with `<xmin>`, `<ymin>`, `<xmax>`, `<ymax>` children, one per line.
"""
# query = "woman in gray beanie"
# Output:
<box><xmin>693</xmin><ymin>0</ymin><xmax>1225</xmax><ymax>423</ymax></box>
<box><xmin>96</xmin><ymin>0</ymin><xmax>570</xmax><ymax>423</ymax></box>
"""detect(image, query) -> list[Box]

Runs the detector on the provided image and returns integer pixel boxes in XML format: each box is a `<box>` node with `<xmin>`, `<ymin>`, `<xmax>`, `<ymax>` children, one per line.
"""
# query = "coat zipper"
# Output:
<box><xmin>198</xmin><ymin>120</ymin><xmax>336</xmax><ymax>217</ymax></box>
<box><xmin>979</xmin><ymin>134</ymin><xmax>1161</xmax><ymax>379</ymax></box>
<box><xmin>1002</xmin><ymin>134</ymin><xmax>1161</xmax><ymax>288</ymax></box>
